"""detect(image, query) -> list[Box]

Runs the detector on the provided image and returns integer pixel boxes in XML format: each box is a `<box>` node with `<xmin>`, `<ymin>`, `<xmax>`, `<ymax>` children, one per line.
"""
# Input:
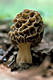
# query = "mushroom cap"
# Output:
<box><xmin>9</xmin><ymin>9</ymin><xmax>44</xmax><ymax>46</ymax></box>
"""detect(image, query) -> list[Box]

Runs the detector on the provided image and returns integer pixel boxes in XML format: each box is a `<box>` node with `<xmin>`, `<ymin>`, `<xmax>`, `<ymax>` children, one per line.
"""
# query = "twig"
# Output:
<box><xmin>8</xmin><ymin>59</ymin><xmax>15</xmax><ymax>67</ymax></box>
<box><xmin>0</xmin><ymin>45</ymin><xmax>14</xmax><ymax>62</ymax></box>
<box><xmin>0</xmin><ymin>33</ymin><xmax>8</xmax><ymax>38</ymax></box>
<box><xmin>0</xmin><ymin>24</ymin><xmax>7</xmax><ymax>31</ymax></box>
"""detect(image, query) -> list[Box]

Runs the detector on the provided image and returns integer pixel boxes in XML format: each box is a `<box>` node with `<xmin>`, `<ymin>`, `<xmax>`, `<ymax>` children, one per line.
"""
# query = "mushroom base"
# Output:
<box><xmin>16</xmin><ymin>43</ymin><xmax>32</xmax><ymax>66</ymax></box>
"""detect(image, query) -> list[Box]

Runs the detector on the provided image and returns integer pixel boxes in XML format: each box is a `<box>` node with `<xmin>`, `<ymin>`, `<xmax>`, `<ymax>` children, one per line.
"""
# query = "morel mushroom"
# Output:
<box><xmin>9</xmin><ymin>9</ymin><xmax>44</xmax><ymax>66</ymax></box>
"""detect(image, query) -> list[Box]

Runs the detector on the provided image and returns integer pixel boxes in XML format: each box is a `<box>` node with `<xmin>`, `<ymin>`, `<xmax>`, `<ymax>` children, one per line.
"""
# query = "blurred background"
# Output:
<box><xmin>0</xmin><ymin>0</ymin><xmax>53</xmax><ymax>27</ymax></box>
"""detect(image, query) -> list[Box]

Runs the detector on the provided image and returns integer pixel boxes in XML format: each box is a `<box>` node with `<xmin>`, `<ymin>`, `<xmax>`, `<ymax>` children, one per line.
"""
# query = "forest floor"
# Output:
<box><xmin>0</xmin><ymin>23</ymin><xmax>53</xmax><ymax>80</ymax></box>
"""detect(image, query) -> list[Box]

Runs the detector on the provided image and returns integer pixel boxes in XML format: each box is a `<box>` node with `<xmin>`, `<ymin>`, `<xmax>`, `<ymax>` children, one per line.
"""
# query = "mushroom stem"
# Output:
<box><xmin>16</xmin><ymin>42</ymin><xmax>32</xmax><ymax>66</ymax></box>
